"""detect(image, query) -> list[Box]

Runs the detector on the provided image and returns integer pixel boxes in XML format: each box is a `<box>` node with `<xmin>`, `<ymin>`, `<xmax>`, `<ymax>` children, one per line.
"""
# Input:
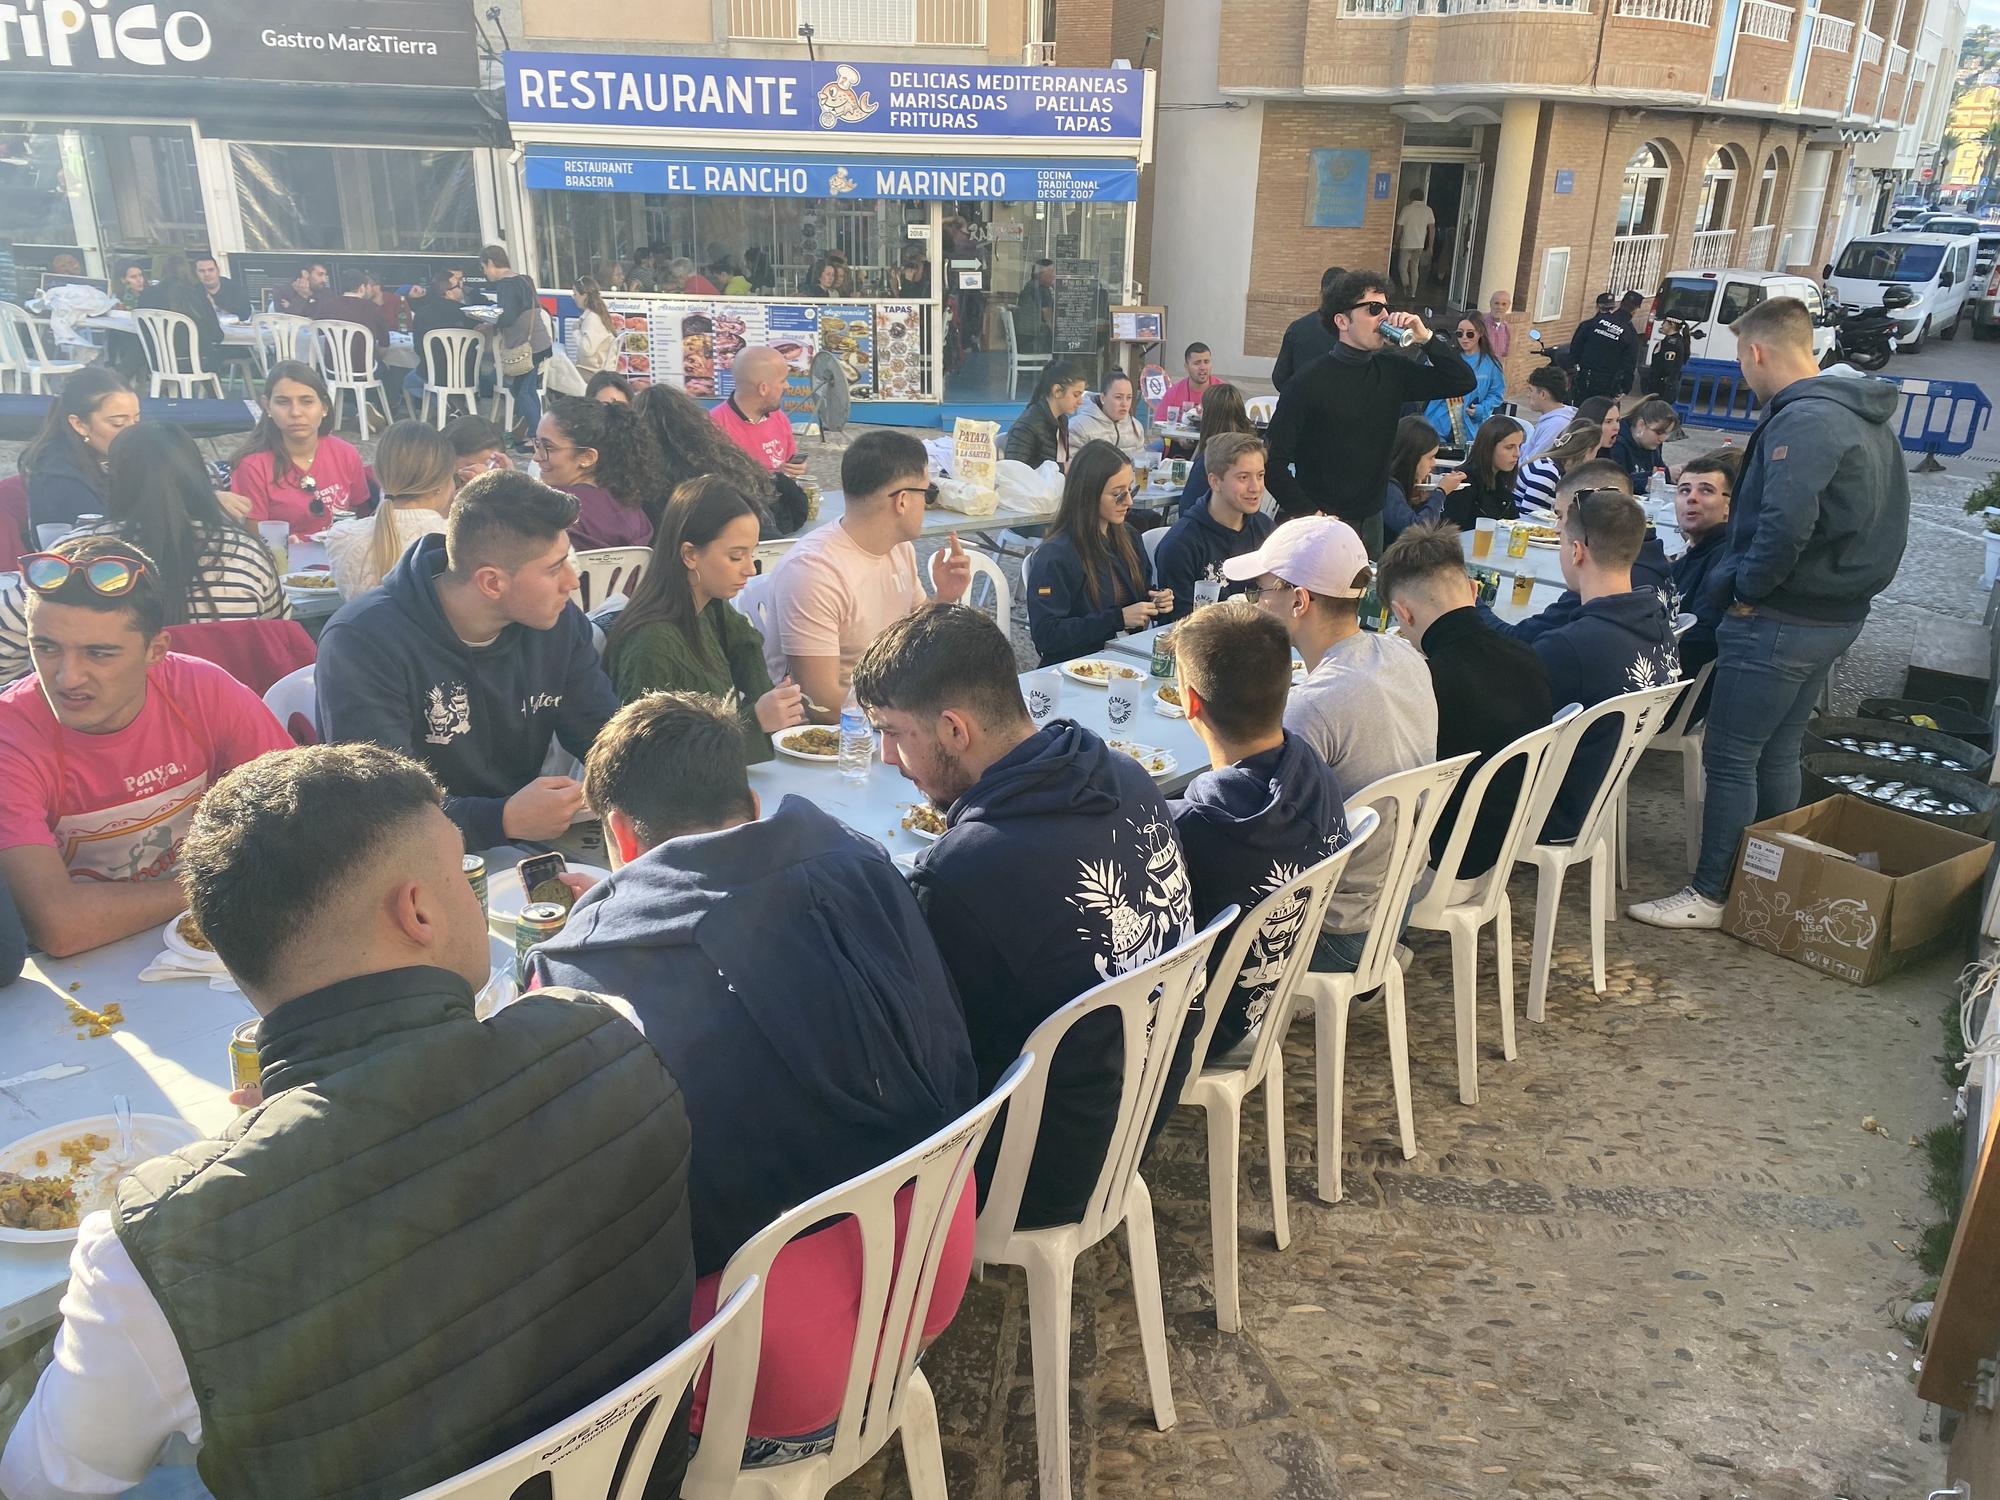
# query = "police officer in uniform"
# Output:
<box><xmin>1572</xmin><ymin>291</ymin><xmax>1644</xmax><ymax>404</ymax></box>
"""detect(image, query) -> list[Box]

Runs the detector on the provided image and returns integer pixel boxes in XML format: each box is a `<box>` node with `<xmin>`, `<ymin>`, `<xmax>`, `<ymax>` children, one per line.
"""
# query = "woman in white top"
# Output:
<box><xmin>0</xmin><ymin>423</ymin><xmax>290</xmax><ymax>683</ymax></box>
<box><xmin>323</xmin><ymin>421</ymin><xmax>456</xmax><ymax>598</ymax></box>
<box><xmin>572</xmin><ymin>276</ymin><xmax>618</xmax><ymax>381</ymax></box>
<box><xmin>1067</xmin><ymin>369</ymin><xmax>1149</xmax><ymax>461</ymax></box>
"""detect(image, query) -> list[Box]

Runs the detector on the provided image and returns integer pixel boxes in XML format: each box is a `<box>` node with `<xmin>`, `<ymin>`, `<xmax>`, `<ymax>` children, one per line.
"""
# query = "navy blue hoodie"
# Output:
<box><xmin>1496</xmin><ymin>531</ymin><xmax>1676</xmax><ymax>644</ymax></box>
<box><xmin>529</xmin><ymin>795</ymin><xmax>977</xmax><ymax>1275</ymax></box>
<box><xmin>316</xmin><ymin>533</ymin><xmax>620</xmax><ymax>850</ymax></box>
<box><xmin>1152</xmin><ymin>498</ymin><xmax>1276</xmax><ymax>623</ymax></box>
<box><xmin>1025</xmin><ymin>525</ymin><xmax>1154</xmax><ymax>666</ymax></box>
<box><xmin>1163</xmin><ymin>733</ymin><xmax>1346</xmax><ymax>1098</ymax></box>
<box><xmin>1531</xmin><ymin>589</ymin><xmax>1680</xmax><ymax>842</ymax></box>
<box><xmin>910</xmin><ymin>721</ymin><xmax>1192</xmax><ymax>1228</ymax></box>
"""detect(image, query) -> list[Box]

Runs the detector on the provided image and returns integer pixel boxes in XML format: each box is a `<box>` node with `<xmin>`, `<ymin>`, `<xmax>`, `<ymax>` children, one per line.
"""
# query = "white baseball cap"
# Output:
<box><xmin>1221</xmin><ymin>516</ymin><xmax>1371</xmax><ymax>598</ymax></box>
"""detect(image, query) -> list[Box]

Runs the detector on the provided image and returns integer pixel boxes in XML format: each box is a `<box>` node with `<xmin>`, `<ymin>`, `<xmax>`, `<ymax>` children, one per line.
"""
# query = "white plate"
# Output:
<box><xmin>485</xmin><ymin>862</ymin><xmax>613</xmax><ymax>938</ymax></box>
<box><xmin>282</xmin><ymin>572</ymin><xmax>339</xmax><ymax>596</ymax></box>
<box><xmin>160</xmin><ymin>912</ymin><xmax>226</xmax><ymax>970</ymax></box>
<box><xmin>1107</xmin><ymin>740</ymin><xmax>1178</xmax><ymax>780</ymax></box>
<box><xmin>1153</xmin><ymin>686</ymin><xmax>1186</xmax><ymax>718</ymax></box>
<box><xmin>772</xmin><ymin>728</ymin><xmax>844</xmax><ymax>762</ymax></box>
<box><xmin>1061</xmin><ymin>659</ymin><xmax>1143</xmax><ymax>688</ymax></box>
<box><xmin>899</xmin><ymin>806</ymin><xmax>947</xmax><ymax>842</ymax></box>
<box><xmin>0</xmin><ymin>1114</ymin><xmax>204</xmax><ymax>1244</ymax></box>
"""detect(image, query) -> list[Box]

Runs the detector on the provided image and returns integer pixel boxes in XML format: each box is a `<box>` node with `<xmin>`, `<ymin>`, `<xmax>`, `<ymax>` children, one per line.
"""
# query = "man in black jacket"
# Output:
<box><xmin>1631</xmin><ymin>298</ymin><xmax>1905</xmax><ymax>928</ymax></box>
<box><xmin>1668</xmin><ymin>448</ymin><xmax>1739</xmax><ymax>689</ymax></box>
<box><xmin>0</xmin><ymin>743</ymin><xmax>696</xmax><ymax>1500</ymax></box>
<box><xmin>1263</xmin><ymin>268</ymin><xmax>1476</xmax><ymax>555</ymax></box>
<box><xmin>1379</xmin><ymin>523</ymin><xmax>1553</xmax><ymax>875</ymax></box>
<box><xmin>1572</xmin><ymin>291</ymin><xmax>1644</xmax><ymax>403</ymax></box>
<box><xmin>1270</xmin><ymin>265</ymin><xmax>1344</xmax><ymax>389</ymax></box>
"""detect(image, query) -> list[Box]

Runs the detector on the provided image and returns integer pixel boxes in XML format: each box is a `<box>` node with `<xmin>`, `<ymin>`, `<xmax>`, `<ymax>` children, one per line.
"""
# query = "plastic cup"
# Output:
<box><xmin>1473</xmin><ymin>518</ymin><xmax>1495</xmax><ymax>558</ymax></box>
<box><xmin>1025</xmin><ymin>668</ymin><xmax>1062</xmax><ymax>727</ymax></box>
<box><xmin>1106</xmin><ymin>671</ymin><xmax>1142</xmax><ymax>733</ymax></box>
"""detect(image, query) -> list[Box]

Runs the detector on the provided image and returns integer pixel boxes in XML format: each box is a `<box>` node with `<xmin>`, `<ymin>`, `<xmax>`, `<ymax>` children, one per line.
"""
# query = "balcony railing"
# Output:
<box><xmin>732</xmin><ymin>0</ymin><xmax>985</xmax><ymax>44</ymax></box>
<box><xmin>1338</xmin><ymin>0</ymin><xmax>1586</xmax><ymax>15</ymax></box>
<box><xmin>1888</xmin><ymin>42</ymin><xmax>1908</xmax><ymax>74</ymax></box>
<box><xmin>1615</xmin><ymin>0</ymin><xmax>1713</xmax><ymax>24</ymax></box>
<box><xmin>1610</xmin><ymin>233</ymin><xmax>1669</xmax><ymax>294</ymax></box>
<box><xmin>1861</xmin><ymin>29</ymin><xmax>1884</xmax><ymax>65</ymax></box>
<box><xmin>1737</xmin><ymin>0</ymin><xmax>1792</xmax><ymax>42</ymax></box>
<box><xmin>1743</xmin><ymin>223</ymin><xmax>1775</xmax><ymax>269</ymax></box>
<box><xmin>1690</xmin><ymin>228</ymin><xmax>1736</xmax><ymax>268</ymax></box>
<box><xmin>1809</xmin><ymin>12</ymin><xmax>1853</xmax><ymax>50</ymax></box>
<box><xmin>1022</xmin><ymin>39</ymin><xmax>1056</xmax><ymax>62</ymax></box>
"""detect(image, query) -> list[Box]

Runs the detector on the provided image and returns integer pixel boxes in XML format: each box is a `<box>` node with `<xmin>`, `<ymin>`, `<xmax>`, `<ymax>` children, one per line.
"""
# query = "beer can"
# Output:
<box><xmin>515</xmin><ymin>901</ymin><xmax>568</xmax><ymax>984</ymax></box>
<box><xmin>1378</xmin><ymin>322</ymin><xmax>1413</xmax><ymax>347</ymax></box>
<box><xmin>228</xmin><ymin>1018</ymin><xmax>261</xmax><ymax>1096</ymax></box>
<box><xmin>463</xmin><ymin>853</ymin><xmax>487</xmax><ymax>915</ymax></box>
<box><xmin>1149</xmin><ymin>626</ymin><xmax>1176</xmax><ymax>679</ymax></box>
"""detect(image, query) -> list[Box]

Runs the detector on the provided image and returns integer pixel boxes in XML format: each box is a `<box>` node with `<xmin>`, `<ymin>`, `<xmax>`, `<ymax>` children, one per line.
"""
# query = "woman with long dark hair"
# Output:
<box><xmin>324</xmin><ymin>421</ymin><xmax>456</xmax><ymax>597</ymax></box>
<box><xmin>230</xmin><ymin>361</ymin><xmax>368</xmax><ymax>537</ymax></box>
<box><xmin>631</xmin><ymin>382</ymin><xmax>801</xmax><ymax>535</ymax></box>
<box><xmin>1004</xmin><ymin>359</ymin><xmax>1086</xmax><ymax>470</ymax></box>
<box><xmin>533</xmin><ymin>395</ymin><xmax>667</xmax><ymax>550</ymax></box>
<box><xmin>1424</xmin><ymin>313</ymin><xmax>1506</xmax><ymax>444</ymax></box>
<box><xmin>19</xmin><ymin>366</ymin><xmax>140</xmax><ymax>531</ymax></box>
<box><xmin>603</xmin><ymin>478</ymin><xmax>805</xmax><ymax>760</ymax></box>
<box><xmin>1026</xmin><ymin>438</ymin><xmax>1168</xmax><ymax>665</ymax></box>
<box><xmin>572</xmin><ymin>276</ymin><xmax>616</xmax><ymax>381</ymax></box>
<box><xmin>1576</xmin><ymin>394</ymin><xmax>1622</xmax><ymax>456</ymax></box>
<box><xmin>1442</xmin><ymin>414</ymin><xmax>1525</xmax><ymax>529</ymax></box>
<box><xmin>1178</xmin><ymin>382</ymin><xmax>1259</xmax><ymax>511</ymax></box>
<box><xmin>1383</xmin><ymin>414</ymin><xmax>1465</xmax><ymax>540</ymax></box>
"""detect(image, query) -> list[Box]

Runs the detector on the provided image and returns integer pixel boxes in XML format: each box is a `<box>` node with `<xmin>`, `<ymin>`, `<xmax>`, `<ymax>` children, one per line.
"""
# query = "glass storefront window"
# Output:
<box><xmin>230</xmin><ymin>144</ymin><xmax>479</xmax><ymax>254</ymax></box>
<box><xmin>1</xmin><ymin>122</ymin><xmax>208</xmax><ymax>283</ymax></box>
<box><xmin>532</xmin><ymin>189</ymin><xmax>931</xmax><ymax>299</ymax></box>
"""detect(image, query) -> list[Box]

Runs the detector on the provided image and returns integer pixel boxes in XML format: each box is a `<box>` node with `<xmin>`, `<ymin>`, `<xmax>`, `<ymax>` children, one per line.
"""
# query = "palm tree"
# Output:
<box><xmin>1937</xmin><ymin>129</ymin><xmax>1964</xmax><ymax>189</ymax></box>
<box><xmin>1979</xmin><ymin>120</ymin><xmax>2000</xmax><ymax>206</ymax></box>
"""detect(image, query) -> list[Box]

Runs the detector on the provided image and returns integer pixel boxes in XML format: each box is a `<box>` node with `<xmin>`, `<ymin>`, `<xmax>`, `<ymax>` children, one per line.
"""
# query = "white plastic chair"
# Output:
<box><xmin>1616</xmin><ymin>657</ymin><xmax>1717</xmax><ymax>879</ymax></box>
<box><xmin>1172</xmin><ymin>813</ymin><xmax>1377</xmax><ymax>1332</ymax></box>
<box><xmin>734</xmin><ymin>569</ymin><xmax>774</xmax><ymax>637</ymax></box>
<box><xmin>571</xmin><ymin>546</ymin><xmax>649</xmax><ymax>615</ymax></box>
<box><xmin>683</xmin><ymin>1058</ymin><xmax>1031</xmax><ymax>1500</ymax></box>
<box><xmin>1300</xmin><ymin>753</ymin><xmax>1477</xmax><ymax>1204</ymax></box>
<box><xmin>1244</xmin><ymin>394</ymin><xmax>1278</xmax><ymax>424</ymax></box>
<box><xmin>312</xmin><ymin>319</ymin><xmax>394</xmax><ymax>438</ymax></box>
<box><xmin>401</xmin><ymin>1276</ymin><xmax>758</xmax><ymax>1500</ymax></box>
<box><xmin>1142</xmin><ymin>526</ymin><xmax>1167</xmax><ymax>565</ymax></box>
<box><xmin>133</xmin><ymin>308</ymin><xmax>223</xmax><ymax>398</ymax></box>
<box><xmin>999</xmin><ymin>305</ymin><xmax>1050</xmax><ymax>398</ymax></box>
<box><xmin>418</xmin><ymin>328</ymin><xmax>487</xmax><ymax>428</ymax></box>
<box><xmin>0</xmin><ymin>303</ymin><xmax>84</xmax><ymax>394</ymax></box>
<box><xmin>248</xmin><ymin>311</ymin><xmax>315</xmax><ymax>375</ymax></box>
<box><xmin>928</xmin><ymin>545</ymin><xmax>1010</xmax><ymax>629</ymax></box>
<box><xmin>975</xmin><ymin>909</ymin><xmax>1235</xmax><ymax>1500</ymax></box>
<box><xmin>1406</xmin><ymin>710</ymin><xmax>1579</xmax><ymax>1107</ymax></box>
<box><xmin>263</xmin><ymin>665</ymin><xmax>317</xmax><ymax>746</ymax></box>
<box><xmin>1516</xmin><ymin>680</ymin><xmax>1689</xmax><ymax>1025</ymax></box>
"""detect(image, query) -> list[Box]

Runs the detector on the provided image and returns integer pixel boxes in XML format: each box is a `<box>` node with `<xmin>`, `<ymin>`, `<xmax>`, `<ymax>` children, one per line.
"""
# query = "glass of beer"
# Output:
<box><xmin>1472</xmin><ymin>517</ymin><xmax>1496</xmax><ymax>558</ymax></box>
<box><xmin>1511</xmin><ymin>573</ymin><xmax>1535</xmax><ymax>607</ymax></box>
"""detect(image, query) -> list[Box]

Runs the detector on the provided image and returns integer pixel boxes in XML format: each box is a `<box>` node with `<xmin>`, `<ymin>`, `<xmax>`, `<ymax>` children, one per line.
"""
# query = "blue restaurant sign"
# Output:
<box><xmin>503</xmin><ymin>51</ymin><xmax>1146</xmax><ymax>141</ymax></box>
<box><xmin>521</xmin><ymin>146</ymin><xmax>1138</xmax><ymax>202</ymax></box>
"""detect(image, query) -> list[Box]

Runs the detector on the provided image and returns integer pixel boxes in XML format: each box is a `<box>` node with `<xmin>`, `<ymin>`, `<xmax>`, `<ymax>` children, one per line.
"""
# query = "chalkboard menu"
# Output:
<box><xmin>1053</xmin><ymin>258</ymin><xmax>1100</xmax><ymax>355</ymax></box>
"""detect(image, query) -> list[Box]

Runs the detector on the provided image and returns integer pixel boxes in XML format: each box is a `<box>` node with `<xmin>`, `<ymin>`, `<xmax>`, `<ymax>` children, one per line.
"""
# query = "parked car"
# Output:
<box><xmin>1645</xmin><ymin>268</ymin><xmax>1835</xmax><ymax>367</ymax></box>
<box><xmin>1973</xmin><ymin>258</ymin><xmax>2000</xmax><ymax>339</ymax></box>
<box><xmin>1824</xmin><ymin>232</ymin><xmax>1974</xmax><ymax>352</ymax></box>
<box><xmin>1975</xmin><ymin>227</ymin><xmax>2000</xmax><ymax>281</ymax></box>
<box><xmin>1913</xmin><ymin>212</ymin><xmax>1983</xmax><ymax>240</ymax></box>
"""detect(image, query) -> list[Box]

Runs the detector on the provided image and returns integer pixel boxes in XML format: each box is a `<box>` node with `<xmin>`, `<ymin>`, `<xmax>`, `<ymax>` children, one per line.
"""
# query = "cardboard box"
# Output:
<box><xmin>1722</xmin><ymin>796</ymin><xmax>1994</xmax><ymax>985</ymax></box>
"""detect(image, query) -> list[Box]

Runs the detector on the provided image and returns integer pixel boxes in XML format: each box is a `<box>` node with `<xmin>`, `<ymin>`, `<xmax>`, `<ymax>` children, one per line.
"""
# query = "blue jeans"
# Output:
<box><xmin>507</xmin><ymin>367</ymin><xmax>542</xmax><ymax>443</ymax></box>
<box><xmin>1692</xmin><ymin>608</ymin><xmax>1864</xmax><ymax>899</ymax></box>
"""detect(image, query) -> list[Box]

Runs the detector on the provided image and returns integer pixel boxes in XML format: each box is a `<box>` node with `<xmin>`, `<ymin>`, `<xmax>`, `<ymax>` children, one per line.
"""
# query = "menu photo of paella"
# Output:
<box><xmin>813</xmin><ymin>305</ymin><xmax>875</xmax><ymax>399</ymax></box>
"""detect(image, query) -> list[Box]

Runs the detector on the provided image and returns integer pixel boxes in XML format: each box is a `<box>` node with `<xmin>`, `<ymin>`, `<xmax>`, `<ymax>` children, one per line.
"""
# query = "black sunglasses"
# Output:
<box><xmin>1342</xmin><ymin>300</ymin><xmax>1390</xmax><ymax>317</ymax></box>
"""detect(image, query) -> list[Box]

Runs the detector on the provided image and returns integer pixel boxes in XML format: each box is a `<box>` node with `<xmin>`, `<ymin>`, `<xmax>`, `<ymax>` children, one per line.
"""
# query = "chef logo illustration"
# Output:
<box><xmin>817</xmin><ymin>65</ymin><xmax>879</xmax><ymax>129</ymax></box>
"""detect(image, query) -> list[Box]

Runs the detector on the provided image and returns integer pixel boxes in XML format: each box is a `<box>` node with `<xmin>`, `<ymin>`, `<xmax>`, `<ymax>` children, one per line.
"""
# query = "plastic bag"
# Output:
<box><xmin>995</xmin><ymin>459</ymin><xmax>1063</xmax><ymax>514</ymax></box>
<box><xmin>542</xmin><ymin>345</ymin><xmax>586</xmax><ymax>397</ymax></box>
<box><xmin>953</xmin><ymin>417</ymin><xmax>1001</xmax><ymax>489</ymax></box>
<box><xmin>934</xmin><ymin>478</ymin><xmax>998</xmax><ymax>516</ymax></box>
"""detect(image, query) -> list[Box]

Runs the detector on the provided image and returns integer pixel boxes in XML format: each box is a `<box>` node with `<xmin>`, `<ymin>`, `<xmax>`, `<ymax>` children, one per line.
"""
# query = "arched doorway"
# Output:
<box><xmin>1692</xmin><ymin>147</ymin><xmax>1747</xmax><ymax>267</ymax></box>
<box><xmin>1612</xmin><ymin>141</ymin><xmax>1675</xmax><ymax>292</ymax></box>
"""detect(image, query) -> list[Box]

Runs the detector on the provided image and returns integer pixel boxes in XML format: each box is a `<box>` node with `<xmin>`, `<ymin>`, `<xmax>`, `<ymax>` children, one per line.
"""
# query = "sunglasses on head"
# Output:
<box><xmin>21</xmin><ymin>550</ymin><xmax>148</xmax><ymax>598</ymax></box>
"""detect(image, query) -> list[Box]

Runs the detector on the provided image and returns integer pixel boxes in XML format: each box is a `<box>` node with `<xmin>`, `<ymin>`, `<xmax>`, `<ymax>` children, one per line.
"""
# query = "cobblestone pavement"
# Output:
<box><xmin>830</xmin><ymin>756</ymin><xmax>1960</xmax><ymax>1499</ymax></box>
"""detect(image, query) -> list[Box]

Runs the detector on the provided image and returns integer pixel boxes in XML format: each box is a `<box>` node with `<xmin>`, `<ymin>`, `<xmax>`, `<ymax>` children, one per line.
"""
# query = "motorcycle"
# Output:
<box><xmin>1821</xmin><ymin>283</ymin><xmax>1913</xmax><ymax>373</ymax></box>
<box><xmin>1524</xmin><ymin>326</ymin><xmax>1577</xmax><ymax>377</ymax></box>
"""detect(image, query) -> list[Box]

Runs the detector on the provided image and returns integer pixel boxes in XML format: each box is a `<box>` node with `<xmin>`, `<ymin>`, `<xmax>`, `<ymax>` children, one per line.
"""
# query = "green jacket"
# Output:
<box><xmin>610</xmin><ymin>599</ymin><xmax>778</xmax><ymax>762</ymax></box>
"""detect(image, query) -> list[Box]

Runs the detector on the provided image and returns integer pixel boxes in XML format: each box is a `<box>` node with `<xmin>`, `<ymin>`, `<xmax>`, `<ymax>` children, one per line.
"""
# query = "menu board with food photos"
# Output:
<box><xmin>583</xmin><ymin>294</ymin><xmax>905</xmax><ymax>404</ymax></box>
<box><xmin>874</xmin><ymin>303</ymin><xmax>922</xmax><ymax>400</ymax></box>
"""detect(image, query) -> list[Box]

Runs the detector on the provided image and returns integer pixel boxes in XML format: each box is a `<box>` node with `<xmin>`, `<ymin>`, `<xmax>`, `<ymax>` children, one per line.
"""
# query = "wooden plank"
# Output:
<box><xmin>1919</xmin><ymin>1104</ymin><xmax>2000</xmax><ymax>1409</ymax></box>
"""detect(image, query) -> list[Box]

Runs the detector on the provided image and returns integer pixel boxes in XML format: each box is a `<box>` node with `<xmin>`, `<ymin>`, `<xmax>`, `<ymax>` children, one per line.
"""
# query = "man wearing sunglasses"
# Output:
<box><xmin>0</xmin><ymin>537</ymin><xmax>292</xmax><ymax>957</ymax></box>
<box><xmin>761</xmin><ymin>430</ymin><xmax>972</xmax><ymax>724</ymax></box>
<box><xmin>1263</xmin><ymin>268</ymin><xmax>1477</xmax><ymax>556</ymax></box>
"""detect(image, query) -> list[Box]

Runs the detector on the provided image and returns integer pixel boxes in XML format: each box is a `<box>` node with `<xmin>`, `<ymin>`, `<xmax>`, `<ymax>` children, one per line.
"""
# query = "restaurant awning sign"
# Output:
<box><xmin>522</xmin><ymin>146</ymin><xmax>1140</xmax><ymax>202</ymax></box>
<box><xmin>504</xmin><ymin>52</ymin><xmax>1147</xmax><ymax>142</ymax></box>
<box><xmin>0</xmin><ymin>0</ymin><xmax>478</xmax><ymax>85</ymax></box>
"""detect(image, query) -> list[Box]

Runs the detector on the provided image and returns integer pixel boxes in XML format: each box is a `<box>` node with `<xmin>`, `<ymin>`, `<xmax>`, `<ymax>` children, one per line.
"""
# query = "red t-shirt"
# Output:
<box><xmin>0</xmin><ymin>653</ymin><xmax>293</xmax><ymax>882</ymax></box>
<box><xmin>231</xmin><ymin>439</ymin><xmax>370</xmax><ymax>538</ymax></box>
<box><xmin>1160</xmin><ymin>376</ymin><xmax>1231</xmax><ymax>420</ymax></box>
<box><xmin>710</xmin><ymin>397</ymin><xmax>797</xmax><ymax>472</ymax></box>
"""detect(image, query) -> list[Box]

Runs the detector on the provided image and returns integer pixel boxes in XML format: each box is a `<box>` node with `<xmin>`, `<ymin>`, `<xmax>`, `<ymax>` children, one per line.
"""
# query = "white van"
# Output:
<box><xmin>1646</xmin><ymin>268</ymin><xmax>1834</xmax><ymax>366</ymax></box>
<box><xmin>1825</xmin><ymin>232</ymin><xmax>1975</xmax><ymax>351</ymax></box>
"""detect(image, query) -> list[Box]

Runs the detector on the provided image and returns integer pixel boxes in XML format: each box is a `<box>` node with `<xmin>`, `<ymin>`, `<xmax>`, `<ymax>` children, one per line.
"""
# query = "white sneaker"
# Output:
<box><xmin>1626</xmin><ymin>886</ymin><xmax>1726</xmax><ymax>929</ymax></box>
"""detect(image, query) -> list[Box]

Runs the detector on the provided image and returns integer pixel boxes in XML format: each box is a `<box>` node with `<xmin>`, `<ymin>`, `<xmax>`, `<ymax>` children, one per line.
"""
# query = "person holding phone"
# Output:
<box><xmin>1025</xmin><ymin>439</ymin><xmax>1171</xmax><ymax>665</ymax></box>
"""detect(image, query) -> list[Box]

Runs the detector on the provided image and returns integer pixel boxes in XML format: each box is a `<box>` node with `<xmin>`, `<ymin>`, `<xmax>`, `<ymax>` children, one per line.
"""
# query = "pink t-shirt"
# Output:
<box><xmin>1160</xmin><ymin>376</ymin><xmax>1230</xmax><ymax>420</ymax></box>
<box><xmin>711</xmin><ymin>397</ymin><xmax>797</xmax><ymax>472</ymax></box>
<box><xmin>0</xmin><ymin>653</ymin><xmax>292</xmax><ymax>881</ymax></box>
<box><xmin>231</xmin><ymin>439</ymin><xmax>371</xmax><ymax>538</ymax></box>
<box><xmin>762</xmin><ymin>521</ymin><xmax>921</xmax><ymax>689</ymax></box>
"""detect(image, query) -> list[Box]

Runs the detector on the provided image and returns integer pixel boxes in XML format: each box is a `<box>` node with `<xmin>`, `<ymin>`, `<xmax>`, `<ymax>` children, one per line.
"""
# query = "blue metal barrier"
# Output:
<box><xmin>1670</xmin><ymin>357</ymin><xmax>1993</xmax><ymax>459</ymax></box>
